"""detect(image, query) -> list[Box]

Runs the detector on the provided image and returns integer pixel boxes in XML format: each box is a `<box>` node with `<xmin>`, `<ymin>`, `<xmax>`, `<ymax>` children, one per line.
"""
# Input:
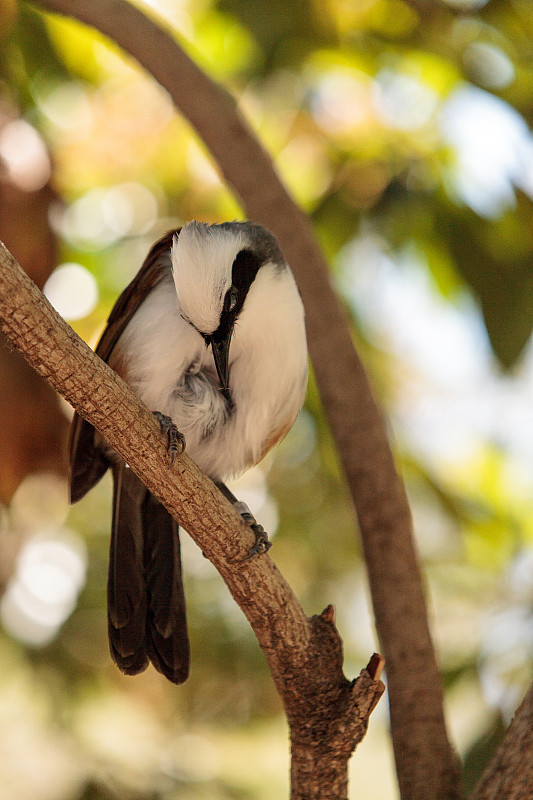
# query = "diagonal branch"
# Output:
<box><xmin>26</xmin><ymin>1</ymin><xmax>462</xmax><ymax>797</ymax></box>
<box><xmin>471</xmin><ymin>682</ymin><xmax>533</xmax><ymax>800</ymax></box>
<box><xmin>0</xmin><ymin>239</ymin><xmax>384</xmax><ymax>799</ymax></box>
<box><xmin>0</xmin><ymin>243</ymin><xmax>384</xmax><ymax>799</ymax></box>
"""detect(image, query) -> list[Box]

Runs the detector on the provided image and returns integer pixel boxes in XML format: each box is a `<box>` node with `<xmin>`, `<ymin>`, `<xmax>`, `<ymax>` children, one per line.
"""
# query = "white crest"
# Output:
<box><xmin>171</xmin><ymin>221</ymin><xmax>246</xmax><ymax>335</ymax></box>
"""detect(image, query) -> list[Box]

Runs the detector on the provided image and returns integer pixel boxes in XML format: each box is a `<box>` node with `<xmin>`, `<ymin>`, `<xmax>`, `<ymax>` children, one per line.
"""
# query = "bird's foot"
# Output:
<box><xmin>234</xmin><ymin>501</ymin><xmax>272</xmax><ymax>558</ymax></box>
<box><xmin>152</xmin><ymin>411</ymin><xmax>185</xmax><ymax>462</ymax></box>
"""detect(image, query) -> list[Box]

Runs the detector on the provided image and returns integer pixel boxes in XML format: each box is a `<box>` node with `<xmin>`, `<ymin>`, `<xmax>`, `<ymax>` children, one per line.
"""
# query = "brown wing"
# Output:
<box><xmin>69</xmin><ymin>229</ymin><xmax>180</xmax><ymax>502</ymax></box>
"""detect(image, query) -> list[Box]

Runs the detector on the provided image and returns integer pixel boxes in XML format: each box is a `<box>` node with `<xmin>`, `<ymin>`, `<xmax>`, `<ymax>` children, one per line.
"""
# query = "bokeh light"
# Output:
<box><xmin>1</xmin><ymin>530</ymin><xmax>87</xmax><ymax>647</ymax></box>
<box><xmin>0</xmin><ymin>119</ymin><xmax>51</xmax><ymax>191</ymax></box>
<box><xmin>462</xmin><ymin>42</ymin><xmax>515</xmax><ymax>90</ymax></box>
<box><xmin>44</xmin><ymin>262</ymin><xmax>99</xmax><ymax>320</ymax></box>
<box><xmin>375</xmin><ymin>69</ymin><xmax>439</xmax><ymax>131</ymax></box>
<box><xmin>440</xmin><ymin>86</ymin><xmax>533</xmax><ymax>217</ymax></box>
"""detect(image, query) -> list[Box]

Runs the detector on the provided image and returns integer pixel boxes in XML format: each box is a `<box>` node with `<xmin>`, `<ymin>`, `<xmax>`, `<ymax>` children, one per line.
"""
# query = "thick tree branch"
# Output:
<box><xmin>26</xmin><ymin>2</ymin><xmax>462</xmax><ymax>797</ymax></box>
<box><xmin>0</xmin><ymin>239</ymin><xmax>384</xmax><ymax>799</ymax></box>
<box><xmin>471</xmin><ymin>683</ymin><xmax>533</xmax><ymax>800</ymax></box>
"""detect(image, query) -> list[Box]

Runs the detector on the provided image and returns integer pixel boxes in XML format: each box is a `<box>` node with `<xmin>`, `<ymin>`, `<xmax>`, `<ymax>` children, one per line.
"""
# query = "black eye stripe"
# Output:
<box><xmin>231</xmin><ymin>250</ymin><xmax>262</xmax><ymax>309</ymax></box>
<box><xmin>209</xmin><ymin>249</ymin><xmax>263</xmax><ymax>343</ymax></box>
<box><xmin>223</xmin><ymin>286</ymin><xmax>238</xmax><ymax>312</ymax></box>
<box><xmin>181</xmin><ymin>249</ymin><xmax>264</xmax><ymax>341</ymax></box>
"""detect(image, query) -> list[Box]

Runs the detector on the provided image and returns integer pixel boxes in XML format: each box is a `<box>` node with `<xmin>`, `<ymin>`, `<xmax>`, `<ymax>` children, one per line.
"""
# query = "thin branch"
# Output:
<box><xmin>0</xmin><ymin>239</ymin><xmax>384</xmax><ymax>798</ymax></box>
<box><xmin>26</xmin><ymin>1</ymin><xmax>462</xmax><ymax>796</ymax></box>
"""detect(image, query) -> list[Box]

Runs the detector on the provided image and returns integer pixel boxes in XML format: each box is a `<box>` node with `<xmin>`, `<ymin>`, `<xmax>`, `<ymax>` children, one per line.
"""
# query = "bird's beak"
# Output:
<box><xmin>208</xmin><ymin>328</ymin><xmax>232</xmax><ymax>395</ymax></box>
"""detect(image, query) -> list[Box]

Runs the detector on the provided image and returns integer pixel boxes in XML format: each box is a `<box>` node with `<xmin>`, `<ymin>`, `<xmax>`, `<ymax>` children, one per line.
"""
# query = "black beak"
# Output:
<box><xmin>208</xmin><ymin>327</ymin><xmax>233</xmax><ymax>396</ymax></box>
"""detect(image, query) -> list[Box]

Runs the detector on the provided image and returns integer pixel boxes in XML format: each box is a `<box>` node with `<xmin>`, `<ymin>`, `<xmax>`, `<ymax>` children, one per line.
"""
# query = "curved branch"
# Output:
<box><xmin>28</xmin><ymin>2</ymin><xmax>461</xmax><ymax>797</ymax></box>
<box><xmin>0</xmin><ymin>239</ymin><xmax>384</xmax><ymax>798</ymax></box>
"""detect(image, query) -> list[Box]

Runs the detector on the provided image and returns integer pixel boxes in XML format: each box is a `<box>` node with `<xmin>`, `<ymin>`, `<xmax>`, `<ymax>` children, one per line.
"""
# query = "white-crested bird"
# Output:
<box><xmin>70</xmin><ymin>220</ymin><xmax>308</xmax><ymax>683</ymax></box>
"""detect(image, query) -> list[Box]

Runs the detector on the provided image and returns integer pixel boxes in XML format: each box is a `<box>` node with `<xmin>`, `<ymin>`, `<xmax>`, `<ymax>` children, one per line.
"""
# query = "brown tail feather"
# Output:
<box><xmin>108</xmin><ymin>464</ymin><xmax>189</xmax><ymax>683</ymax></box>
<box><xmin>108</xmin><ymin>464</ymin><xmax>149</xmax><ymax>675</ymax></box>
<box><xmin>143</xmin><ymin>492</ymin><xmax>189</xmax><ymax>684</ymax></box>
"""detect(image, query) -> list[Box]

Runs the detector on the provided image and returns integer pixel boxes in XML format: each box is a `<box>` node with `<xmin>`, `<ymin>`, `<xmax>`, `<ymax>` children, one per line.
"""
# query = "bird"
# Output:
<box><xmin>69</xmin><ymin>220</ymin><xmax>308</xmax><ymax>684</ymax></box>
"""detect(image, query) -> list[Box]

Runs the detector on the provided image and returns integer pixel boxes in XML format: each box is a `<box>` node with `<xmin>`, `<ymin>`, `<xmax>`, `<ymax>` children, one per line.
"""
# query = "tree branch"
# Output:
<box><xmin>471</xmin><ymin>682</ymin><xmax>533</xmax><ymax>800</ymax></box>
<box><xmin>26</xmin><ymin>1</ymin><xmax>462</xmax><ymax>796</ymax></box>
<box><xmin>0</xmin><ymin>239</ymin><xmax>384</xmax><ymax>798</ymax></box>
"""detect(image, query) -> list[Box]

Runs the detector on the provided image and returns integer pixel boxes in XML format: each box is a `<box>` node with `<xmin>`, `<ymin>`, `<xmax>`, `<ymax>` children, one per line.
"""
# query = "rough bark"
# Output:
<box><xmin>471</xmin><ymin>683</ymin><xmax>533</xmax><ymax>800</ymax></box>
<box><xmin>27</xmin><ymin>2</ymin><xmax>462</xmax><ymax>796</ymax></box>
<box><xmin>0</xmin><ymin>239</ymin><xmax>384</xmax><ymax>798</ymax></box>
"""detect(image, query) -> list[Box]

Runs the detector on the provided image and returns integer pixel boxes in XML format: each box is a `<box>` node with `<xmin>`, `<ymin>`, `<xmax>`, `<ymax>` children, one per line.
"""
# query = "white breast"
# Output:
<box><xmin>111</xmin><ymin>265</ymin><xmax>308</xmax><ymax>482</ymax></box>
<box><xmin>224</xmin><ymin>263</ymin><xmax>308</xmax><ymax>475</ymax></box>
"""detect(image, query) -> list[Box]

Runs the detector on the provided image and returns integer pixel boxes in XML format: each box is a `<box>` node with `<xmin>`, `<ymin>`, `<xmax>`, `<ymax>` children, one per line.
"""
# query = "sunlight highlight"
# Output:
<box><xmin>1</xmin><ymin>531</ymin><xmax>87</xmax><ymax>647</ymax></box>
<box><xmin>44</xmin><ymin>262</ymin><xmax>99</xmax><ymax>320</ymax></box>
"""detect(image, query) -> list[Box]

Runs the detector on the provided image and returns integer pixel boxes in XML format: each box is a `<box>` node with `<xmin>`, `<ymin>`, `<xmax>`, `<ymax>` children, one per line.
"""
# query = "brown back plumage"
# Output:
<box><xmin>69</xmin><ymin>229</ymin><xmax>190</xmax><ymax>683</ymax></box>
<box><xmin>69</xmin><ymin>229</ymin><xmax>178</xmax><ymax>502</ymax></box>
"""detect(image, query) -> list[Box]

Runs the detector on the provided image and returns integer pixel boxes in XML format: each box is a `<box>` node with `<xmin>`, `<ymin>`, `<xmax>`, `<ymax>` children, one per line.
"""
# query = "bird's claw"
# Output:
<box><xmin>238</xmin><ymin>510</ymin><xmax>271</xmax><ymax>559</ymax></box>
<box><xmin>249</xmin><ymin>524</ymin><xmax>272</xmax><ymax>557</ymax></box>
<box><xmin>152</xmin><ymin>411</ymin><xmax>185</xmax><ymax>462</ymax></box>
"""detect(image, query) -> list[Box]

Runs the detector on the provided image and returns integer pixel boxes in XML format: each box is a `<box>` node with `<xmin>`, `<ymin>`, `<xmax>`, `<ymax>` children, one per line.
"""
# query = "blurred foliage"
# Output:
<box><xmin>1</xmin><ymin>0</ymin><xmax>533</xmax><ymax>798</ymax></box>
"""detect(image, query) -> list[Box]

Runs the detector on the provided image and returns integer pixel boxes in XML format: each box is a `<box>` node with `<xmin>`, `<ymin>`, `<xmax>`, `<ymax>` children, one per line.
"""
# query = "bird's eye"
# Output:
<box><xmin>223</xmin><ymin>286</ymin><xmax>238</xmax><ymax>313</ymax></box>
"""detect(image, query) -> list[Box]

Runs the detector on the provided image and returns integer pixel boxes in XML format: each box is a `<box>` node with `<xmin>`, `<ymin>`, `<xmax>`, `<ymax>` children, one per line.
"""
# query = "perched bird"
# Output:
<box><xmin>69</xmin><ymin>220</ymin><xmax>308</xmax><ymax>684</ymax></box>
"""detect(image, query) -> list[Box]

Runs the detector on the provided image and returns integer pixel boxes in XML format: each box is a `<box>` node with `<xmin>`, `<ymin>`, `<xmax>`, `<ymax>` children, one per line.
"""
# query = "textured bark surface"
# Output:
<box><xmin>28</xmin><ymin>2</ymin><xmax>462</xmax><ymax>796</ymax></box>
<box><xmin>0</xmin><ymin>239</ymin><xmax>384</xmax><ymax>799</ymax></box>
<box><xmin>471</xmin><ymin>684</ymin><xmax>533</xmax><ymax>800</ymax></box>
